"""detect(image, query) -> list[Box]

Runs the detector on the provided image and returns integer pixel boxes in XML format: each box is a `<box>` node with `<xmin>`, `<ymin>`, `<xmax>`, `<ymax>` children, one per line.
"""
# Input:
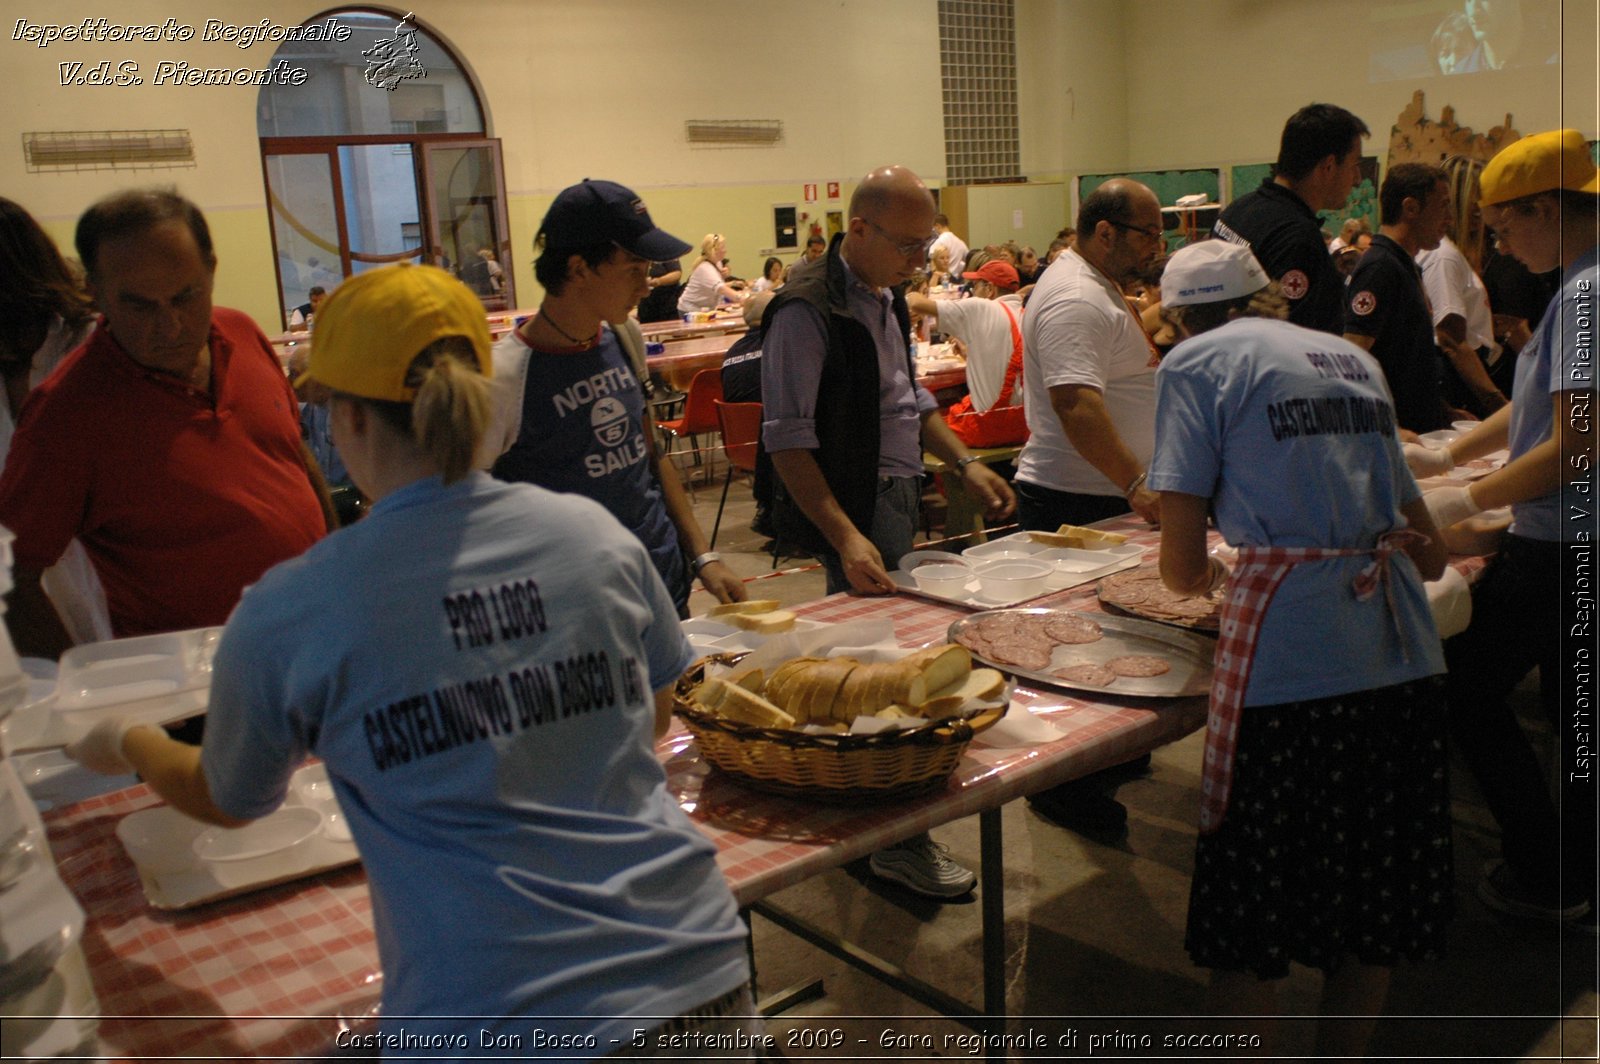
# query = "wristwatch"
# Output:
<box><xmin>689</xmin><ymin>551</ymin><xmax>722</xmax><ymax>574</ymax></box>
<box><xmin>955</xmin><ymin>455</ymin><xmax>980</xmax><ymax>474</ymax></box>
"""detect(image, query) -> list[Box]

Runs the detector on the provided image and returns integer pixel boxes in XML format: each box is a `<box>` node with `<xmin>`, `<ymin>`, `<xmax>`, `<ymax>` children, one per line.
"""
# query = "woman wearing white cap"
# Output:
<box><xmin>1408</xmin><ymin>128</ymin><xmax>1600</xmax><ymax>929</ymax></box>
<box><xmin>66</xmin><ymin>264</ymin><xmax>759</xmax><ymax>1056</ymax></box>
<box><xmin>1148</xmin><ymin>240</ymin><xmax>1450</xmax><ymax>1056</ymax></box>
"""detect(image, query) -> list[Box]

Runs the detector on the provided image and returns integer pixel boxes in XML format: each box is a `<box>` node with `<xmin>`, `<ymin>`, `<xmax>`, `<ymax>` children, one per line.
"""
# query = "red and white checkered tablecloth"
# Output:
<box><xmin>39</xmin><ymin>516</ymin><xmax>1489</xmax><ymax>1061</ymax></box>
<box><xmin>43</xmin><ymin>788</ymin><xmax>381</xmax><ymax>1061</ymax></box>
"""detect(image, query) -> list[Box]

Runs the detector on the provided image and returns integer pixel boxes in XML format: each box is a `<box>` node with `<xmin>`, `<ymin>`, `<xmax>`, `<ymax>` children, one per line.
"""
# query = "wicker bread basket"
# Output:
<box><xmin>673</xmin><ymin>652</ymin><xmax>1006</xmax><ymax>803</ymax></box>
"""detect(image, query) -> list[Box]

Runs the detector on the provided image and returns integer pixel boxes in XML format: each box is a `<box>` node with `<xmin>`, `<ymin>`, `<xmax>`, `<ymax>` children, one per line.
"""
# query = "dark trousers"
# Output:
<box><xmin>1445</xmin><ymin>535</ymin><xmax>1596</xmax><ymax>910</ymax></box>
<box><xmin>1015</xmin><ymin>478</ymin><xmax>1132</xmax><ymax>531</ymax></box>
<box><xmin>818</xmin><ymin>475</ymin><xmax>922</xmax><ymax>595</ymax></box>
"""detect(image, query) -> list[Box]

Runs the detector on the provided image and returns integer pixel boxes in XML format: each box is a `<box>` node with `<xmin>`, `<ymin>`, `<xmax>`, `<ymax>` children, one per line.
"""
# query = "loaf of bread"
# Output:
<box><xmin>787</xmin><ymin>658</ymin><xmax>858</xmax><ymax>723</ymax></box>
<box><xmin>1029</xmin><ymin>524</ymin><xmax>1129</xmax><ymax>550</ymax></box>
<box><xmin>834</xmin><ymin>662</ymin><xmax>926</xmax><ymax>723</ymax></box>
<box><xmin>693</xmin><ymin>639</ymin><xmax>984</xmax><ymax>730</ymax></box>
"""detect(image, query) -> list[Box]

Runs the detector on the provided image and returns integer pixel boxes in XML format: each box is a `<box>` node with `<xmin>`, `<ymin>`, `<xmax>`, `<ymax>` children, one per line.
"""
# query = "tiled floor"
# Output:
<box><xmin>669</xmin><ymin>445</ymin><xmax>1599</xmax><ymax>1062</ymax></box>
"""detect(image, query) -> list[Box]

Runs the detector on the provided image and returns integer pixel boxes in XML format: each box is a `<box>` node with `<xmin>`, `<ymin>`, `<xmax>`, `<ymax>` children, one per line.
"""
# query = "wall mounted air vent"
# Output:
<box><xmin>24</xmin><ymin>129</ymin><xmax>195</xmax><ymax>172</ymax></box>
<box><xmin>684</xmin><ymin>120</ymin><xmax>782</xmax><ymax>147</ymax></box>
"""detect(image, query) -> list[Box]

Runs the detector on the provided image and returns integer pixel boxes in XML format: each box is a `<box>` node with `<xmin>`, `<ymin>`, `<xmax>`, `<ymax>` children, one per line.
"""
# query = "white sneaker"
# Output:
<box><xmin>869</xmin><ymin>836</ymin><xmax>976</xmax><ymax>898</ymax></box>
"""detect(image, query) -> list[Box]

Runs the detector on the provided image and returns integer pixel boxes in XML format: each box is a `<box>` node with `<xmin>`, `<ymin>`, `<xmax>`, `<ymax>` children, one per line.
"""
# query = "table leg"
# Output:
<box><xmin>980</xmin><ymin>807</ymin><xmax>1005</xmax><ymax>1018</ymax></box>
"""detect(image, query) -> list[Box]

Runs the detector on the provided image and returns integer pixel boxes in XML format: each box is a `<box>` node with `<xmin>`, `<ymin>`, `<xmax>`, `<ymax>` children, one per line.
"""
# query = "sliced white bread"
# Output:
<box><xmin>927</xmin><ymin>667</ymin><xmax>1007</xmax><ymax>705</ymax></box>
<box><xmin>727</xmin><ymin>609</ymin><xmax>796</xmax><ymax>634</ymax></box>
<box><xmin>706</xmin><ymin>599</ymin><xmax>782</xmax><ymax>617</ymax></box>
<box><xmin>717</xmin><ymin>684</ymin><xmax>796</xmax><ymax>729</ymax></box>
<box><xmin>904</xmin><ymin>644</ymin><xmax>972</xmax><ymax>695</ymax></box>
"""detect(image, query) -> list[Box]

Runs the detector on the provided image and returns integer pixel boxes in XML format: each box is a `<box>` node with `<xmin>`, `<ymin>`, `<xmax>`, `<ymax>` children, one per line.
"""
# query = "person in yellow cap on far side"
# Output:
<box><xmin>1403</xmin><ymin>128</ymin><xmax>1600</xmax><ymax>932</ymax></box>
<box><xmin>65</xmin><ymin>262</ymin><xmax>760</xmax><ymax>1053</ymax></box>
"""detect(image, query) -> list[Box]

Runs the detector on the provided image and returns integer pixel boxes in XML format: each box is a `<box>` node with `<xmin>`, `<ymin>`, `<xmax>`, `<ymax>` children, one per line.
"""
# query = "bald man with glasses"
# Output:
<box><xmin>759</xmin><ymin>165</ymin><xmax>1016</xmax><ymax>900</ymax></box>
<box><xmin>761</xmin><ymin>164</ymin><xmax>1013</xmax><ymax>599</ymax></box>
<box><xmin>1014</xmin><ymin>178</ymin><xmax>1166</xmax><ymax>533</ymax></box>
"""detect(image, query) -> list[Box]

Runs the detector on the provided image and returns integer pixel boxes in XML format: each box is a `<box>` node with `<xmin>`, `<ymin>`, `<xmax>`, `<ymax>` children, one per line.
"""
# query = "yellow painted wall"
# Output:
<box><xmin>3</xmin><ymin>0</ymin><xmax>1593</xmax><ymax>328</ymax></box>
<box><xmin>1122</xmin><ymin>0</ymin><xmax>1586</xmax><ymax>182</ymax></box>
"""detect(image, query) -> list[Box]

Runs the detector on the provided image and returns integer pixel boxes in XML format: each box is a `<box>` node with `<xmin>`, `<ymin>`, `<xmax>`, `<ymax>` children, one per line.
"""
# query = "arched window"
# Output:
<box><xmin>258</xmin><ymin>8</ymin><xmax>512</xmax><ymax>328</ymax></box>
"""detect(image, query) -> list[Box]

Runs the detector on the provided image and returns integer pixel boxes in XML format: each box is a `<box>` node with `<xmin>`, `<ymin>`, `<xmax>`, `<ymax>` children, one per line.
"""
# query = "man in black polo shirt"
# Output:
<box><xmin>1212</xmin><ymin>103</ymin><xmax>1370</xmax><ymax>334</ymax></box>
<box><xmin>1343</xmin><ymin>162</ymin><xmax>1454</xmax><ymax>434</ymax></box>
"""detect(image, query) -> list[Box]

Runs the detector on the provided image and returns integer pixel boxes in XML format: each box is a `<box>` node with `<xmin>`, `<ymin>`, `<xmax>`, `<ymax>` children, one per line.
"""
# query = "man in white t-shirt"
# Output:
<box><xmin>1015</xmin><ymin>178</ymin><xmax>1164</xmax><ymax>531</ymax></box>
<box><xmin>1417</xmin><ymin>234</ymin><xmax>1509</xmax><ymax>416</ymax></box>
<box><xmin>930</xmin><ymin>213</ymin><xmax>968</xmax><ymax>276</ymax></box>
<box><xmin>905</xmin><ymin>259</ymin><xmax>1023</xmax><ymax>413</ymax></box>
<box><xmin>1012</xmin><ymin>178</ymin><xmax>1165</xmax><ymax>836</ymax></box>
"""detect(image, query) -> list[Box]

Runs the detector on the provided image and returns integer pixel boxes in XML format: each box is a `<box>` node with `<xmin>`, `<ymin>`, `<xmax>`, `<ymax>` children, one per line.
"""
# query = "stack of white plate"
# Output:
<box><xmin>0</xmin><ymin>524</ymin><xmax>101</xmax><ymax>1058</ymax></box>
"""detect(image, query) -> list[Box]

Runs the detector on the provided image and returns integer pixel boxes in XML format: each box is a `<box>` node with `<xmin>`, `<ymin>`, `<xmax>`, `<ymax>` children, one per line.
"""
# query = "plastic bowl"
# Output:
<box><xmin>973</xmin><ymin>559</ymin><xmax>1053</xmax><ymax>602</ymax></box>
<box><xmin>912</xmin><ymin>563</ymin><xmax>974</xmax><ymax>597</ymax></box>
<box><xmin>1451</xmin><ymin>419</ymin><xmax>1480</xmax><ymax>434</ymax></box>
<box><xmin>55</xmin><ymin>633</ymin><xmax>191</xmax><ymax>711</ymax></box>
<box><xmin>1418</xmin><ymin>429</ymin><xmax>1460</xmax><ymax>447</ymax></box>
<box><xmin>116</xmin><ymin>809</ymin><xmax>207</xmax><ymax>874</ymax></box>
<box><xmin>193</xmin><ymin>806</ymin><xmax>321</xmax><ymax>865</ymax></box>
<box><xmin>962</xmin><ymin>539</ymin><xmax>1044</xmax><ymax>562</ymax></box>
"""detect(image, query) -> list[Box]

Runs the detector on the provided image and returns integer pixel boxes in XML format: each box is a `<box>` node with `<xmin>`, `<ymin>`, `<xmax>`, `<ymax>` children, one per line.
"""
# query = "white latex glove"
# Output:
<box><xmin>65</xmin><ymin>717</ymin><xmax>141</xmax><ymax>776</ymax></box>
<box><xmin>1204</xmin><ymin>556</ymin><xmax>1231</xmax><ymax>594</ymax></box>
<box><xmin>1403</xmin><ymin>442</ymin><xmax>1455</xmax><ymax>477</ymax></box>
<box><xmin>1424</xmin><ymin>485</ymin><xmax>1483</xmax><ymax>530</ymax></box>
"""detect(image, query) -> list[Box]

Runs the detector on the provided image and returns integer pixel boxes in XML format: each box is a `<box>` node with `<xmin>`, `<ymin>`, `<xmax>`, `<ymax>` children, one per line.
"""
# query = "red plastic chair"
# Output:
<box><xmin>710</xmin><ymin>400</ymin><xmax>763</xmax><ymax>548</ymax></box>
<box><xmin>655</xmin><ymin>369</ymin><xmax>723</xmax><ymax>476</ymax></box>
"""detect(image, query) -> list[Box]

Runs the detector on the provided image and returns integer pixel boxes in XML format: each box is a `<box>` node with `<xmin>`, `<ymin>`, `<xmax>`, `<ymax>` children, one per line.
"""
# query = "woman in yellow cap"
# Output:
<box><xmin>67</xmin><ymin>263</ymin><xmax>760</xmax><ymax>1054</ymax></box>
<box><xmin>1405</xmin><ymin>128</ymin><xmax>1599</xmax><ymax>930</ymax></box>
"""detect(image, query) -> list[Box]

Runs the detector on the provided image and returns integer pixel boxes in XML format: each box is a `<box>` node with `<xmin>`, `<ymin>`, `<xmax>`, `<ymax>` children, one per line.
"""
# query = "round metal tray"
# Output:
<box><xmin>947</xmin><ymin>608</ymin><xmax>1214</xmax><ymax>698</ymax></box>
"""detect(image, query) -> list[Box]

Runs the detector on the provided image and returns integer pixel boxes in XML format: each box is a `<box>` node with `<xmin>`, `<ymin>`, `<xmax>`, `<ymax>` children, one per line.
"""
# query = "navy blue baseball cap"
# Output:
<box><xmin>538</xmin><ymin>179</ymin><xmax>691</xmax><ymax>261</ymax></box>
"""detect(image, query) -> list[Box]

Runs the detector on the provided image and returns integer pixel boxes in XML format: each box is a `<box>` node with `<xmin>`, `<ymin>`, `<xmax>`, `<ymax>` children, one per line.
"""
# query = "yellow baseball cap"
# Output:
<box><xmin>1479</xmin><ymin>129</ymin><xmax>1600</xmax><ymax>207</ymax></box>
<box><xmin>297</xmin><ymin>263</ymin><xmax>491</xmax><ymax>401</ymax></box>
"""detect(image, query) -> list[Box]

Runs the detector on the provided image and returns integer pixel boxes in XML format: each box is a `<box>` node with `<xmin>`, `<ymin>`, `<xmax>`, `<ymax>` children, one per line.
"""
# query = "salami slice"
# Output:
<box><xmin>989</xmin><ymin>640</ymin><xmax>1053</xmax><ymax>671</ymax></box>
<box><xmin>954</xmin><ymin>628</ymin><xmax>992</xmax><ymax>658</ymax></box>
<box><xmin>1052</xmin><ymin>662</ymin><xmax>1116</xmax><ymax>687</ymax></box>
<box><xmin>1105</xmin><ymin>654</ymin><xmax>1171</xmax><ymax>677</ymax></box>
<box><xmin>1044</xmin><ymin>614</ymin><xmax>1103</xmax><ymax>645</ymax></box>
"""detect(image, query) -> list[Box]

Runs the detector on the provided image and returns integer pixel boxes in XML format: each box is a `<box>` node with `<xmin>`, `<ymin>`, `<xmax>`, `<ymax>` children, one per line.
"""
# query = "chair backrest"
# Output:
<box><xmin>680</xmin><ymin>369</ymin><xmax>724</xmax><ymax>434</ymax></box>
<box><xmin>715</xmin><ymin>400</ymin><xmax>763</xmax><ymax>474</ymax></box>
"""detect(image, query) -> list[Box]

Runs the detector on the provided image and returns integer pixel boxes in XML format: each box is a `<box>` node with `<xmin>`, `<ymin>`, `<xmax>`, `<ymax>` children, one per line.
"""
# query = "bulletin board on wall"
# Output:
<box><xmin>1077</xmin><ymin>169</ymin><xmax>1220</xmax><ymax>249</ymax></box>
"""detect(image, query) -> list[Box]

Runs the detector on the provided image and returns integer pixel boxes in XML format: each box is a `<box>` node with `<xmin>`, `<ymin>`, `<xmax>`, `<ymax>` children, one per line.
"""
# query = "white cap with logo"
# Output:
<box><xmin>1160</xmin><ymin>240</ymin><xmax>1270</xmax><ymax>308</ymax></box>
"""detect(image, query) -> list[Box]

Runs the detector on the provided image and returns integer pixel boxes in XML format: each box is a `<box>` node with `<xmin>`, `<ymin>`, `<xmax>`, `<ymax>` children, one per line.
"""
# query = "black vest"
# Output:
<box><xmin>762</xmin><ymin>234</ymin><xmax>916</xmax><ymax>554</ymax></box>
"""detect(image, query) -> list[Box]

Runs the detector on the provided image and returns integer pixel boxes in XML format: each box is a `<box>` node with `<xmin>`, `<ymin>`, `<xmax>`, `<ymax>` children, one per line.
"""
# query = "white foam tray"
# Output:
<box><xmin>893</xmin><ymin>534</ymin><xmax>1144</xmax><ymax>610</ymax></box>
<box><xmin>7</xmin><ymin>628</ymin><xmax>219</xmax><ymax>754</ymax></box>
<box><xmin>115</xmin><ymin>761</ymin><xmax>360</xmax><ymax>911</ymax></box>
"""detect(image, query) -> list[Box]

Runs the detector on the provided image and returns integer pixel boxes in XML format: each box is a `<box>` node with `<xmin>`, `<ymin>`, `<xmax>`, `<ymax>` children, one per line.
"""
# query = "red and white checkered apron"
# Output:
<box><xmin>1199</xmin><ymin>529</ymin><xmax>1429</xmax><ymax>835</ymax></box>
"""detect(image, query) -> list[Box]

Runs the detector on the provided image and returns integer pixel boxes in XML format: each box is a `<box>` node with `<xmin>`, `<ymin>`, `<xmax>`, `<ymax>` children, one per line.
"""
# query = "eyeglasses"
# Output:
<box><xmin>865</xmin><ymin>218</ymin><xmax>936</xmax><ymax>259</ymax></box>
<box><xmin>1107</xmin><ymin>219</ymin><xmax>1164</xmax><ymax>241</ymax></box>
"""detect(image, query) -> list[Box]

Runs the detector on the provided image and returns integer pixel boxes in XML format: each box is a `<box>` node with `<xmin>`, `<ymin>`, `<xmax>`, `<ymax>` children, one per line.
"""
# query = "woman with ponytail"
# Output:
<box><xmin>66</xmin><ymin>264</ymin><xmax>758</xmax><ymax>1055</ymax></box>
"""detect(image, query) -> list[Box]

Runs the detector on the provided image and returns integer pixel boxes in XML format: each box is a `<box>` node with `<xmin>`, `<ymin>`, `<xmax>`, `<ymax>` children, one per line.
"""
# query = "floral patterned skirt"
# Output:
<box><xmin>1185</xmin><ymin>676</ymin><xmax>1453</xmax><ymax>979</ymax></box>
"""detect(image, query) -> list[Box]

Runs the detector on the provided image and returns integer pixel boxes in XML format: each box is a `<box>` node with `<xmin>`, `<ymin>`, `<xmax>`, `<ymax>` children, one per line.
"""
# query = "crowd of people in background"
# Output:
<box><xmin>1</xmin><ymin>100</ymin><xmax>1593</xmax><ymax>1058</ymax></box>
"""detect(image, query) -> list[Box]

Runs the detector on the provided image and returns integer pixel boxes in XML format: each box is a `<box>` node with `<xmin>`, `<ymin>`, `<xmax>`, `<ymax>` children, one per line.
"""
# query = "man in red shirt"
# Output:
<box><xmin>0</xmin><ymin>189</ymin><xmax>332</xmax><ymax>658</ymax></box>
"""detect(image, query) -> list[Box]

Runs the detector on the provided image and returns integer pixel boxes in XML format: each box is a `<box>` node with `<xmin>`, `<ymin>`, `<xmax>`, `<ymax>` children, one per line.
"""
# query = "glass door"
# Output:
<box><xmin>421</xmin><ymin>140</ymin><xmax>514</xmax><ymax>311</ymax></box>
<box><xmin>262</xmin><ymin>149</ymin><xmax>346</xmax><ymax>330</ymax></box>
<box><xmin>338</xmin><ymin>143</ymin><xmax>426</xmax><ymax>279</ymax></box>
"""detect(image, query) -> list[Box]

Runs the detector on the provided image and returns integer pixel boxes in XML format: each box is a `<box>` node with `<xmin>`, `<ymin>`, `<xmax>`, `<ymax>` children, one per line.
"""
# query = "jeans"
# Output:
<box><xmin>818</xmin><ymin>475</ymin><xmax>922</xmax><ymax>595</ymax></box>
